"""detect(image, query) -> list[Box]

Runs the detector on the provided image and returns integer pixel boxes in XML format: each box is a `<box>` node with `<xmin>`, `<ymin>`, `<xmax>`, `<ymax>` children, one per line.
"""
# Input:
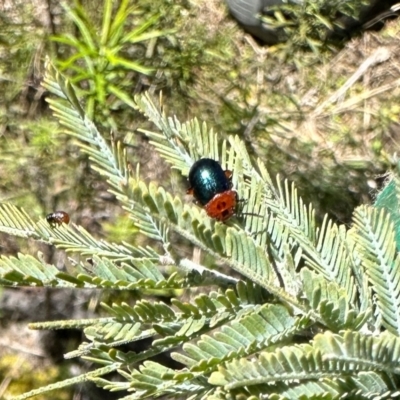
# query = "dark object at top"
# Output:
<box><xmin>46</xmin><ymin>211</ymin><xmax>70</xmax><ymax>226</ymax></box>
<box><xmin>188</xmin><ymin>158</ymin><xmax>231</xmax><ymax>206</ymax></box>
<box><xmin>225</xmin><ymin>0</ymin><xmax>399</xmax><ymax>45</ymax></box>
<box><xmin>226</xmin><ymin>0</ymin><xmax>283</xmax><ymax>45</ymax></box>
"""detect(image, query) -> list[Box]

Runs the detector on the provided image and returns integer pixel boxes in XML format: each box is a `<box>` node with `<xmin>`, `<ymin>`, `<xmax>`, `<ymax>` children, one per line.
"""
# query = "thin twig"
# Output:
<box><xmin>313</xmin><ymin>47</ymin><xmax>391</xmax><ymax>116</ymax></box>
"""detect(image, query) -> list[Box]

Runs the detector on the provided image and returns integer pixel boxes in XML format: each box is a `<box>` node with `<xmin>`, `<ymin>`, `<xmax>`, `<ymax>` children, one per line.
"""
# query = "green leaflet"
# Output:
<box><xmin>301</xmin><ymin>268</ymin><xmax>370</xmax><ymax>330</ymax></box>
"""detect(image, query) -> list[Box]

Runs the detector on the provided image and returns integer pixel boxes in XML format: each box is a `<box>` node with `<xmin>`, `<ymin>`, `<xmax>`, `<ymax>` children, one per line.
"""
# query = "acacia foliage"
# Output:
<box><xmin>1</xmin><ymin>62</ymin><xmax>400</xmax><ymax>400</ymax></box>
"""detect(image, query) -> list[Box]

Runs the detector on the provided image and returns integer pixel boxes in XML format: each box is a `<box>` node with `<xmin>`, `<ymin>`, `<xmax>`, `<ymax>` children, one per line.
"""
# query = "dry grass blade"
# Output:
<box><xmin>313</xmin><ymin>47</ymin><xmax>391</xmax><ymax>116</ymax></box>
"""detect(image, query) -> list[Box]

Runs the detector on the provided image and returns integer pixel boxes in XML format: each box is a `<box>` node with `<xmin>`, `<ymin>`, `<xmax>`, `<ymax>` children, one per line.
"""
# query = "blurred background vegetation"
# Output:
<box><xmin>1</xmin><ymin>0</ymin><xmax>399</xmax><ymax>398</ymax></box>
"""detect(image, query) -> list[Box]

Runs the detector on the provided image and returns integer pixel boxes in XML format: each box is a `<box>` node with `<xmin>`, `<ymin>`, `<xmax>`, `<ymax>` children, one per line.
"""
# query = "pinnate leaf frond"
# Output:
<box><xmin>301</xmin><ymin>268</ymin><xmax>370</xmax><ymax>330</ymax></box>
<box><xmin>172</xmin><ymin>304</ymin><xmax>305</xmax><ymax>371</ymax></box>
<box><xmin>351</xmin><ymin>205</ymin><xmax>400</xmax><ymax>335</ymax></box>
<box><xmin>0</xmin><ymin>253</ymin><xmax>74</xmax><ymax>287</ymax></box>
<box><xmin>315</xmin><ymin>330</ymin><xmax>400</xmax><ymax>373</ymax></box>
<box><xmin>0</xmin><ymin>203</ymin><xmax>39</xmax><ymax>239</ymax></box>
<box><xmin>210</xmin><ymin>331</ymin><xmax>400</xmax><ymax>397</ymax></box>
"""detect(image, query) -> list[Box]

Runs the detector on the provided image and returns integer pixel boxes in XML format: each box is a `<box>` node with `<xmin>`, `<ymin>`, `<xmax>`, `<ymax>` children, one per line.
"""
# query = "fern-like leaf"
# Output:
<box><xmin>352</xmin><ymin>205</ymin><xmax>400</xmax><ymax>335</ymax></box>
<box><xmin>172</xmin><ymin>304</ymin><xmax>305</xmax><ymax>372</ymax></box>
<box><xmin>210</xmin><ymin>331</ymin><xmax>400</xmax><ymax>397</ymax></box>
<box><xmin>301</xmin><ymin>268</ymin><xmax>370</xmax><ymax>330</ymax></box>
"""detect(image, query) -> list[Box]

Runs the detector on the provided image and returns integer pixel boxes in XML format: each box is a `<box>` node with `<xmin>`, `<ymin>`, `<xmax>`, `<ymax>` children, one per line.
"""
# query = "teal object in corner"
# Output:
<box><xmin>374</xmin><ymin>178</ymin><xmax>400</xmax><ymax>252</ymax></box>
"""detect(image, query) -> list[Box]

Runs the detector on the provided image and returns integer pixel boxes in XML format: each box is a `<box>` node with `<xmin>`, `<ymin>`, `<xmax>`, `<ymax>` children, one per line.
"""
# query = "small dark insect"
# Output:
<box><xmin>46</xmin><ymin>211</ymin><xmax>70</xmax><ymax>226</ymax></box>
<box><xmin>187</xmin><ymin>158</ymin><xmax>238</xmax><ymax>221</ymax></box>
